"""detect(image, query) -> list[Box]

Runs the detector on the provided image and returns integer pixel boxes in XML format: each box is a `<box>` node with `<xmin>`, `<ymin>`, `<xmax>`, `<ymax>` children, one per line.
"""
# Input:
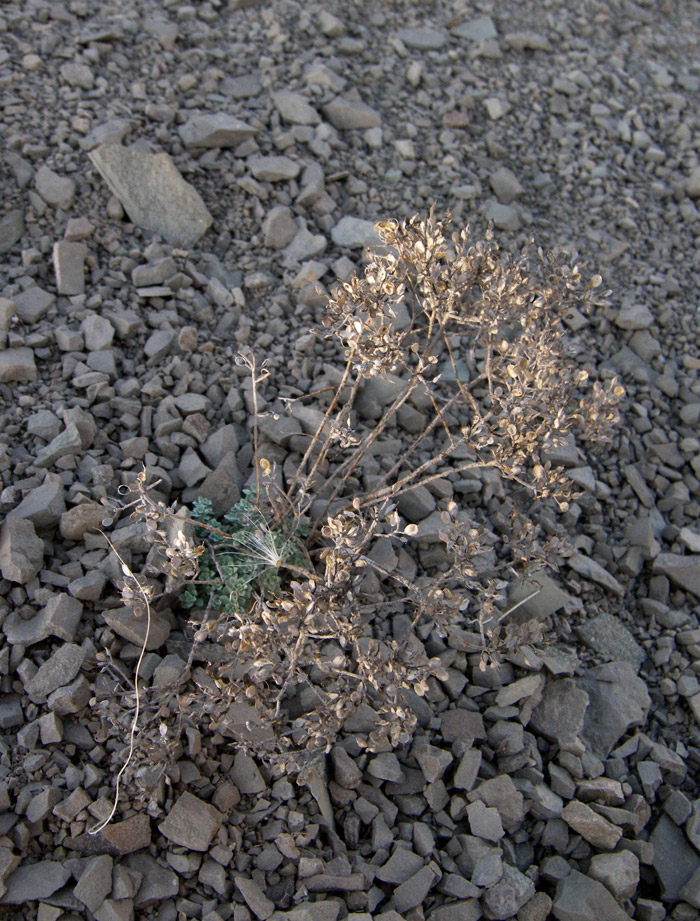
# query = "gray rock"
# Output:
<box><xmin>0</xmin><ymin>695</ymin><xmax>23</xmax><ymax>729</ymax></box>
<box><xmin>468</xmin><ymin>775</ymin><xmax>524</xmax><ymax>833</ymax></box>
<box><xmin>0</xmin><ymin>298</ymin><xmax>14</xmax><ymax>348</ymax></box>
<box><xmin>35</xmin><ymin>422</ymin><xmax>84</xmax><ymax>468</ymax></box>
<box><xmin>0</xmin><ymin>516</ymin><xmax>44</xmax><ymax>583</ymax></box>
<box><xmin>466</xmin><ymin>799</ymin><xmax>503</xmax><ymax>842</ymax></box>
<box><xmin>553</xmin><ymin>871</ymin><xmax>632</xmax><ymax>921</ymax></box>
<box><xmin>397</xmin><ymin>485</ymin><xmax>437</xmax><ymax>522</ymax></box>
<box><xmin>650</xmin><ymin>814</ymin><xmax>700</xmax><ymax>902</ymax></box>
<box><xmin>158</xmin><ymin>791</ymin><xmax>224</xmax><ymax>851</ymax></box>
<box><xmin>393</xmin><ymin>865</ymin><xmax>438</xmax><ymax>913</ymax></box>
<box><xmin>282</xmin><ymin>219</ymin><xmax>327</xmax><ymax>266</ymax></box>
<box><xmin>451</xmin><ymin>15</ymin><xmax>497</xmax><ymax>41</ymax></box>
<box><xmin>125</xmin><ymin>853</ymin><xmax>178</xmax><ymax>907</ymax></box>
<box><xmin>24</xmin><ymin>643</ymin><xmax>86</xmax><ymax>703</ymax></box>
<box><xmin>26</xmin><ymin>411</ymin><xmax>62</xmax><ymax>441</ymax></box>
<box><xmin>248</xmin><ymin>156</ymin><xmax>301</xmax><ymax>182</ymax></box>
<box><xmin>143</xmin><ymin>15</ymin><xmax>178</xmax><ymax>50</ymax></box>
<box><xmin>454</xmin><ymin>749</ymin><xmax>482</xmax><ymax>791</ymax></box>
<box><xmin>485</xmin><ymin>201</ymin><xmax>521</xmax><ymax>230</ymax></box>
<box><xmin>483</xmin><ymin>864</ymin><xmax>535</xmax><ymax>920</ymax></box>
<box><xmin>331</xmin><ymin>746</ymin><xmax>363</xmax><ymax>789</ymax></box>
<box><xmin>567</xmin><ymin>552</ymin><xmax>624</xmax><ymax>596</ymax></box>
<box><xmin>577</xmin><ymin>661</ymin><xmax>651</xmax><ymax>757</ymax></box>
<box><xmin>0</xmin><ymin>347</ymin><xmax>37</xmax><ymax>383</ymax></box>
<box><xmin>236</xmin><ymin>877</ymin><xmax>275</xmax><ymax>920</ymax></box>
<box><xmin>323</xmin><ymin>97</ymin><xmax>382</xmax><ymax>130</ymax></box>
<box><xmin>376</xmin><ymin>848</ymin><xmax>425</xmax><ymax>884</ymax></box>
<box><xmin>615</xmin><ymin>303</ymin><xmax>654</xmax><ymax>330</ymax></box>
<box><xmin>331</xmin><ymin>216</ymin><xmax>382</xmax><ymax>249</ymax></box>
<box><xmin>53</xmin><ymin>241</ymin><xmax>87</xmax><ymax>295</ymax></box>
<box><xmin>505</xmin><ymin>31</ymin><xmax>552</xmax><ymax>51</ymax></box>
<box><xmin>35</xmin><ymin>165</ymin><xmax>76</xmax><ymax>210</ymax></box>
<box><xmin>144</xmin><ymin>329</ymin><xmax>175</xmax><ymax>361</ymax></box>
<box><xmin>680</xmin><ymin>866</ymin><xmax>700</xmax><ymax>909</ymax></box>
<box><xmin>131</xmin><ymin>257</ymin><xmax>176</xmax><ymax>288</ymax></box>
<box><xmin>231</xmin><ymin>750</ymin><xmax>266</xmax><ymax>794</ymax></box>
<box><xmin>588</xmin><ymin>851</ymin><xmax>639</xmax><ymax>901</ymax></box>
<box><xmin>575</xmin><ymin>613</ymin><xmax>645</xmax><ymax>670</ymax></box>
<box><xmin>652</xmin><ymin>553</ymin><xmax>700</xmax><ymax>598</ymax></box>
<box><xmin>0</xmin><ymin>861</ymin><xmax>71</xmax><ymax>904</ymax></box>
<box><xmin>94</xmin><ymin>899</ymin><xmax>134</xmax><ymax>921</ymax></box>
<box><xmin>12</xmin><ymin>474</ymin><xmax>66</xmax><ymax>529</ymax></box>
<box><xmin>89</xmin><ymin>144</ymin><xmax>212</xmax><ymax>247</ymax></box>
<box><xmin>74</xmin><ymin>855</ymin><xmax>113</xmax><ymax>914</ymax></box>
<box><xmin>81</xmin><ymin>315</ymin><xmax>115</xmax><ymax>351</ymax></box>
<box><xmin>262</xmin><ymin>206</ymin><xmax>298</xmax><ymax>249</ymax></box>
<box><xmin>102</xmin><ymin>606</ymin><xmax>170</xmax><ymax>650</ymax></box>
<box><xmin>273</xmin><ymin>91</ymin><xmax>320</xmax><ymax>125</ymax></box>
<box><xmin>179</xmin><ymin>113</ymin><xmax>257</xmax><ymax>148</ymax></box>
<box><xmin>490</xmin><ymin>167</ymin><xmax>523</xmax><ymax>203</ymax></box>
<box><xmin>530</xmin><ymin>678</ymin><xmax>589</xmax><ymax>745</ymax></box>
<box><xmin>47</xmin><ymin>674</ymin><xmax>91</xmax><ymax>714</ymax></box>
<box><xmin>561</xmin><ymin>801</ymin><xmax>622</xmax><ymax>849</ymax></box>
<box><xmin>4</xmin><ymin>593</ymin><xmax>82</xmax><ymax>645</ymax></box>
<box><xmin>0</xmin><ymin>210</ymin><xmax>25</xmax><ymax>253</ymax></box>
<box><xmin>397</xmin><ymin>27</ymin><xmax>447</xmax><ymax>49</ymax></box>
<box><xmin>60</xmin><ymin>61</ymin><xmax>94</xmax><ymax>88</ymax></box>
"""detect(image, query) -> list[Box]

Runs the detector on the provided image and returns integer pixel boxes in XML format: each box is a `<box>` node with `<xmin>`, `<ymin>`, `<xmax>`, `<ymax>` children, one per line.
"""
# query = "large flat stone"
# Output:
<box><xmin>553</xmin><ymin>870</ymin><xmax>632</xmax><ymax>921</ymax></box>
<box><xmin>89</xmin><ymin>143</ymin><xmax>212</xmax><ymax>247</ymax></box>
<box><xmin>577</xmin><ymin>661</ymin><xmax>651</xmax><ymax>757</ymax></box>
<box><xmin>653</xmin><ymin>553</ymin><xmax>700</xmax><ymax>598</ymax></box>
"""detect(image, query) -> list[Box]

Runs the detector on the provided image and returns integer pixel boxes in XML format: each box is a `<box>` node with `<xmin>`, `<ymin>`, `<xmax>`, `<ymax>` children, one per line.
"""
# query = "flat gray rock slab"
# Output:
<box><xmin>653</xmin><ymin>553</ymin><xmax>700</xmax><ymax>597</ymax></box>
<box><xmin>89</xmin><ymin>144</ymin><xmax>213</xmax><ymax>247</ymax></box>
<box><xmin>553</xmin><ymin>869</ymin><xmax>633</xmax><ymax>921</ymax></box>
<box><xmin>0</xmin><ymin>860</ymin><xmax>71</xmax><ymax>904</ymax></box>
<box><xmin>575</xmin><ymin>612</ymin><xmax>645</xmax><ymax>670</ymax></box>
<box><xmin>530</xmin><ymin>678</ymin><xmax>589</xmax><ymax>746</ymax></box>
<box><xmin>158</xmin><ymin>791</ymin><xmax>223</xmax><ymax>851</ymax></box>
<box><xmin>650</xmin><ymin>814</ymin><xmax>700</xmax><ymax>902</ymax></box>
<box><xmin>0</xmin><ymin>347</ymin><xmax>37</xmax><ymax>383</ymax></box>
<box><xmin>179</xmin><ymin>112</ymin><xmax>257</xmax><ymax>148</ymax></box>
<box><xmin>577</xmin><ymin>660</ymin><xmax>651</xmax><ymax>757</ymax></box>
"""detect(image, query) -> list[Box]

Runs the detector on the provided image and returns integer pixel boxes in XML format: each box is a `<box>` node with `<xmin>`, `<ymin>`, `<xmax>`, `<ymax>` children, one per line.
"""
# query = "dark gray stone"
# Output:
<box><xmin>577</xmin><ymin>661</ymin><xmax>651</xmax><ymax>757</ymax></box>
<box><xmin>553</xmin><ymin>870</ymin><xmax>633</xmax><ymax>921</ymax></box>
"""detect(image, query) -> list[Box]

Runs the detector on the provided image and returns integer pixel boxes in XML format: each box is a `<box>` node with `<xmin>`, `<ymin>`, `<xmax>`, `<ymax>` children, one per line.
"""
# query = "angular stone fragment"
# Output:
<box><xmin>553</xmin><ymin>870</ymin><xmax>633</xmax><ymax>921</ymax></box>
<box><xmin>530</xmin><ymin>678</ymin><xmax>589</xmax><ymax>745</ymax></box>
<box><xmin>53</xmin><ymin>241</ymin><xmax>87</xmax><ymax>295</ymax></box>
<box><xmin>483</xmin><ymin>864</ymin><xmax>535</xmax><ymax>919</ymax></box>
<box><xmin>89</xmin><ymin>144</ymin><xmax>212</xmax><ymax>247</ymax></box>
<box><xmin>248</xmin><ymin>156</ymin><xmax>301</xmax><ymax>182</ymax></box>
<box><xmin>179</xmin><ymin>113</ymin><xmax>257</xmax><ymax>148</ymax></box>
<box><xmin>60</xmin><ymin>502</ymin><xmax>107</xmax><ymax>541</ymax></box>
<box><xmin>653</xmin><ymin>553</ymin><xmax>700</xmax><ymax>598</ymax></box>
<box><xmin>158</xmin><ymin>792</ymin><xmax>223</xmax><ymax>851</ymax></box>
<box><xmin>568</xmin><ymin>552</ymin><xmax>625</xmax><ymax>596</ymax></box>
<box><xmin>577</xmin><ymin>661</ymin><xmax>651</xmax><ymax>757</ymax></box>
<box><xmin>11</xmin><ymin>474</ymin><xmax>66</xmax><ymax>528</ymax></box>
<box><xmin>588</xmin><ymin>850</ymin><xmax>639</xmax><ymax>901</ymax></box>
<box><xmin>102</xmin><ymin>606</ymin><xmax>170</xmax><ymax>650</ymax></box>
<box><xmin>331</xmin><ymin>215</ymin><xmax>382</xmax><ymax>249</ymax></box>
<box><xmin>376</xmin><ymin>848</ymin><xmax>425</xmax><ymax>885</ymax></box>
<box><xmin>490</xmin><ymin>167</ymin><xmax>523</xmax><ymax>203</ymax></box>
<box><xmin>35</xmin><ymin>165</ymin><xmax>76</xmax><ymax>210</ymax></box>
<box><xmin>561</xmin><ymin>801</ymin><xmax>623</xmax><ymax>849</ymax></box>
<box><xmin>0</xmin><ymin>347</ymin><xmax>37</xmax><ymax>382</ymax></box>
<box><xmin>67</xmin><ymin>814</ymin><xmax>152</xmax><ymax>857</ymax></box>
<box><xmin>324</xmin><ymin>97</ymin><xmax>382</xmax><ymax>129</ymax></box>
<box><xmin>126</xmin><ymin>853</ymin><xmax>178</xmax><ymax>907</ymax></box>
<box><xmin>236</xmin><ymin>876</ymin><xmax>275</xmax><ymax>920</ymax></box>
<box><xmin>262</xmin><ymin>205</ymin><xmax>298</xmax><ymax>249</ymax></box>
<box><xmin>24</xmin><ymin>643</ymin><xmax>86</xmax><ymax>703</ymax></box>
<box><xmin>0</xmin><ymin>517</ymin><xmax>44</xmax><ymax>583</ymax></box>
<box><xmin>650</xmin><ymin>814</ymin><xmax>700</xmax><ymax>902</ymax></box>
<box><xmin>0</xmin><ymin>861</ymin><xmax>71</xmax><ymax>904</ymax></box>
<box><xmin>47</xmin><ymin>674</ymin><xmax>91</xmax><ymax>714</ymax></box>
<box><xmin>397</xmin><ymin>27</ymin><xmax>447</xmax><ymax>49</ymax></box>
<box><xmin>12</xmin><ymin>285</ymin><xmax>55</xmax><ymax>323</ymax></box>
<box><xmin>451</xmin><ymin>16</ymin><xmax>497</xmax><ymax>40</ymax></box>
<box><xmin>273</xmin><ymin>91</ymin><xmax>320</xmax><ymax>125</ymax></box>
<box><xmin>393</xmin><ymin>865</ymin><xmax>439</xmax><ymax>913</ymax></box>
<box><xmin>468</xmin><ymin>775</ymin><xmax>524</xmax><ymax>833</ymax></box>
<box><xmin>615</xmin><ymin>303</ymin><xmax>654</xmax><ymax>330</ymax></box>
<box><xmin>575</xmin><ymin>613</ymin><xmax>645</xmax><ymax>671</ymax></box>
<box><xmin>3</xmin><ymin>593</ymin><xmax>82</xmax><ymax>645</ymax></box>
<box><xmin>0</xmin><ymin>209</ymin><xmax>25</xmax><ymax>253</ymax></box>
<box><xmin>74</xmin><ymin>855</ymin><xmax>113</xmax><ymax>914</ymax></box>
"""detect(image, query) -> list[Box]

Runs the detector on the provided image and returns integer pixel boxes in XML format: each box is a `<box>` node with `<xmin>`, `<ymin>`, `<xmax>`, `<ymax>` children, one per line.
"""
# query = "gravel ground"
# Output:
<box><xmin>2</xmin><ymin>0</ymin><xmax>700</xmax><ymax>919</ymax></box>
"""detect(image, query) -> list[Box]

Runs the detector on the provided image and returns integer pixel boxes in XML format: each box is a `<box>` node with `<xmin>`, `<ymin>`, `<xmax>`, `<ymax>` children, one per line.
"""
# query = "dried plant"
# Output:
<box><xmin>98</xmin><ymin>211</ymin><xmax>623</xmax><ymax>790</ymax></box>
